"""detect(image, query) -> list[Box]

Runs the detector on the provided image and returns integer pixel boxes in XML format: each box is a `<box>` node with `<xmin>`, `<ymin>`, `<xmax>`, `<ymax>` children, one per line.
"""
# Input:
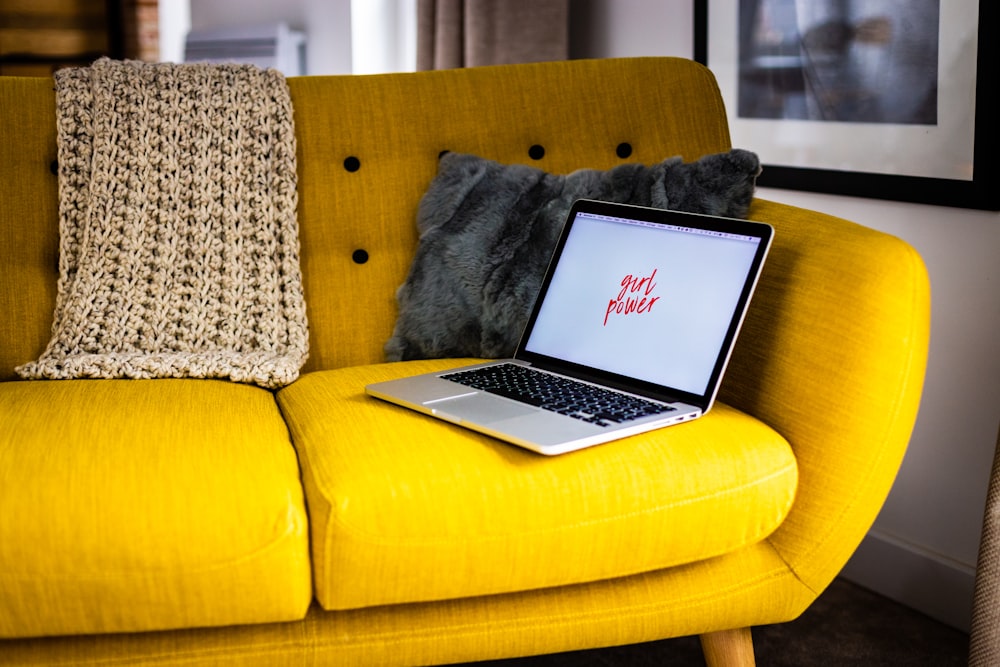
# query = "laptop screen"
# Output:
<box><xmin>519</xmin><ymin>202</ymin><xmax>771</xmax><ymax>403</ymax></box>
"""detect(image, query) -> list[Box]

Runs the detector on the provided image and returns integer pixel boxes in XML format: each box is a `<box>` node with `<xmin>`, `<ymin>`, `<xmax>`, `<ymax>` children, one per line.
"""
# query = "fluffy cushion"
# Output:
<box><xmin>386</xmin><ymin>150</ymin><xmax>761</xmax><ymax>361</ymax></box>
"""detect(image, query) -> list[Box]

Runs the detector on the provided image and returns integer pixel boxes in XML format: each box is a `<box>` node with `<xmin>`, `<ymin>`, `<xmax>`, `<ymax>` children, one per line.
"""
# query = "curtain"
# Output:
<box><xmin>971</xmin><ymin>427</ymin><xmax>1000</xmax><ymax>665</ymax></box>
<box><xmin>417</xmin><ymin>0</ymin><xmax>569</xmax><ymax>70</ymax></box>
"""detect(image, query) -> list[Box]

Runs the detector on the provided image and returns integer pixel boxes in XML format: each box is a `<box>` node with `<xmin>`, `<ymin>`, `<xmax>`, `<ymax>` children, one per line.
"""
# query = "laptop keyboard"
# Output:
<box><xmin>441</xmin><ymin>363</ymin><xmax>676</xmax><ymax>427</ymax></box>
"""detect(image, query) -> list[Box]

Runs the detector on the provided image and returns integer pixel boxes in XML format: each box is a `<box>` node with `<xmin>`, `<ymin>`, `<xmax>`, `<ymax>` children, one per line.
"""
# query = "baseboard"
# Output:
<box><xmin>839</xmin><ymin>530</ymin><xmax>976</xmax><ymax>632</ymax></box>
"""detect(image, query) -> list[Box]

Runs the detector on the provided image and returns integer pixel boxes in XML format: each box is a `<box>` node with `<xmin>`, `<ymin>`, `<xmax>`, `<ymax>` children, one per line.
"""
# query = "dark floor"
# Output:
<box><xmin>457</xmin><ymin>578</ymin><xmax>970</xmax><ymax>666</ymax></box>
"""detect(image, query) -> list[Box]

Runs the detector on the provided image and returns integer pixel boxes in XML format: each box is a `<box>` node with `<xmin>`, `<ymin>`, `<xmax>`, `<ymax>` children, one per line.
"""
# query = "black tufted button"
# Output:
<box><xmin>616</xmin><ymin>142</ymin><xmax>633</xmax><ymax>159</ymax></box>
<box><xmin>343</xmin><ymin>156</ymin><xmax>361</xmax><ymax>172</ymax></box>
<box><xmin>50</xmin><ymin>160</ymin><xmax>58</xmax><ymax>175</ymax></box>
<box><xmin>352</xmin><ymin>249</ymin><xmax>369</xmax><ymax>264</ymax></box>
<box><xmin>528</xmin><ymin>144</ymin><xmax>545</xmax><ymax>160</ymax></box>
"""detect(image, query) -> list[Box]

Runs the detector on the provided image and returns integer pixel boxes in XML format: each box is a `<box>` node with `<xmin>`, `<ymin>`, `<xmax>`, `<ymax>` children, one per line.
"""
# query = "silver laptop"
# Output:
<box><xmin>367</xmin><ymin>199</ymin><xmax>773</xmax><ymax>455</ymax></box>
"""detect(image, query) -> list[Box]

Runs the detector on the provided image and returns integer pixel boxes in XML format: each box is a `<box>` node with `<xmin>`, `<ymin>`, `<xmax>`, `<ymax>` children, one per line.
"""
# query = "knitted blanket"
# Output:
<box><xmin>16</xmin><ymin>59</ymin><xmax>308</xmax><ymax>389</ymax></box>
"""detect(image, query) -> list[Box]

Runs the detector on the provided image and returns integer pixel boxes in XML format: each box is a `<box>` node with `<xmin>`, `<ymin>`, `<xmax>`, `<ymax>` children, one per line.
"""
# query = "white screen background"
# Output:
<box><xmin>524</xmin><ymin>215</ymin><xmax>760</xmax><ymax>395</ymax></box>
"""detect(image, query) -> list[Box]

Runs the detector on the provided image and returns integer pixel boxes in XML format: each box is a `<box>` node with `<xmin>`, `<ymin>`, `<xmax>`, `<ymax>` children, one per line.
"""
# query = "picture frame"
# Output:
<box><xmin>694</xmin><ymin>0</ymin><xmax>999</xmax><ymax>210</ymax></box>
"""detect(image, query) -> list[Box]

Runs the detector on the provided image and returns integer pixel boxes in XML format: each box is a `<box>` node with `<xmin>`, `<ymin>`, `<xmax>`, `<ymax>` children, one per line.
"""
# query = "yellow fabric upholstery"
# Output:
<box><xmin>0</xmin><ymin>78</ymin><xmax>59</xmax><ymax>382</ymax></box>
<box><xmin>0</xmin><ymin>379</ymin><xmax>312</xmax><ymax>637</ymax></box>
<box><xmin>1</xmin><ymin>554</ymin><xmax>813</xmax><ymax>667</ymax></box>
<box><xmin>0</xmin><ymin>57</ymin><xmax>929</xmax><ymax>664</ymax></box>
<box><xmin>277</xmin><ymin>360</ymin><xmax>798</xmax><ymax>610</ymax></box>
<box><xmin>287</xmin><ymin>58</ymin><xmax>732</xmax><ymax>373</ymax></box>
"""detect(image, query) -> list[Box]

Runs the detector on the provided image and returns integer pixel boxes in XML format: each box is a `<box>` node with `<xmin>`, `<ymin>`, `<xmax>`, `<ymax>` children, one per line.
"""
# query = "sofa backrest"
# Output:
<box><xmin>0</xmin><ymin>77</ymin><xmax>60</xmax><ymax>381</ymax></box>
<box><xmin>0</xmin><ymin>57</ymin><xmax>733</xmax><ymax>379</ymax></box>
<box><xmin>286</xmin><ymin>58</ymin><xmax>734</xmax><ymax>373</ymax></box>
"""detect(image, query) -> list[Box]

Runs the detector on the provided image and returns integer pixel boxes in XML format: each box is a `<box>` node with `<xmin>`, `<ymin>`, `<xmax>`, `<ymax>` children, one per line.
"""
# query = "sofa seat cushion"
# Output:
<box><xmin>0</xmin><ymin>379</ymin><xmax>312</xmax><ymax>639</ymax></box>
<box><xmin>277</xmin><ymin>360</ymin><xmax>798</xmax><ymax>611</ymax></box>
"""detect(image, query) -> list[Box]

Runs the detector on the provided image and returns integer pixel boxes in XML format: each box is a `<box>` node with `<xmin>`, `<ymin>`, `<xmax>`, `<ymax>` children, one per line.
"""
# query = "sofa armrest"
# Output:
<box><xmin>720</xmin><ymin>198</ymin><xmax>931</xmax><ymax>593</ymax></box>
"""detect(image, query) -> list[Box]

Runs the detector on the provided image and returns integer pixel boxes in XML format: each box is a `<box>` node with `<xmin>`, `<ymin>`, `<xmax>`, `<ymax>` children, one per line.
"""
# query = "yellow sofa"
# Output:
<box><xmin>0</xmin><ymin>57</ymin><xmax>929</xmax><ymax>666</ymax></box>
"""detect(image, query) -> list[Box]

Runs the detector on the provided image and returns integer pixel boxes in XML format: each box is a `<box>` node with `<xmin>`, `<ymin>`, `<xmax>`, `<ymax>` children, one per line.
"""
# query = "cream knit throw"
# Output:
<box><xmin>16</xmin><ymin>59</ymin><xmax>308</xmax><ymax>389</ymax></box>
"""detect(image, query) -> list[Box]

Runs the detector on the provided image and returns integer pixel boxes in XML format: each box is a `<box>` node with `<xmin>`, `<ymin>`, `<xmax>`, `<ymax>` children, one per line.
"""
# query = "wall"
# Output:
<box><xmin>158</xmin><ymin>0</ymin><xmax>189</xmax><ymax>64</ymax></box>
<box><xmin>574</xmin><ymin>0</ymin><xmax>1000</xmax><ymax>632</ymax></box>
<box><xmin>570</xmin><ymin>0</ymin><xmax>694</xmax><ymax>59</ymax></box>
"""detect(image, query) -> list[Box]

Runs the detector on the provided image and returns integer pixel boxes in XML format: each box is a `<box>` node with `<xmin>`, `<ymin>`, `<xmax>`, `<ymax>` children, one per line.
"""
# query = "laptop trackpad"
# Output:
<box><xmin>427</xmin><ymin>393</ymin><xmax>538</xmax><ymax>424</ymax></box>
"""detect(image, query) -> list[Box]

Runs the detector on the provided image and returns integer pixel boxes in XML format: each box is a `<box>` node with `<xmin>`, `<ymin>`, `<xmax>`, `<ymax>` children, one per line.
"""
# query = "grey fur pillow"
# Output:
<box><xmin>386</xmin><ymin>149</ymin><xmax>761</xmax><ymax>361</ymax></box>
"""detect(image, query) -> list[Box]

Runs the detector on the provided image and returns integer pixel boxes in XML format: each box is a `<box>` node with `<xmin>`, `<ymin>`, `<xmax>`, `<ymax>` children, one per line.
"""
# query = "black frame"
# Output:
<box><xmin>694</xmin><ymin>0</ymin><xmax>999</xmax><ymax>210</ymax></box>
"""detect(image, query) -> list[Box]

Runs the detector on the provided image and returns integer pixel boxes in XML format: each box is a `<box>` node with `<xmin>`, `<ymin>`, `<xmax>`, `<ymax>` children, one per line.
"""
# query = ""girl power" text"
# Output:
<box><xmin>604</xmin><ymin>268</ymin><xmax>660</xmax><ymax>326</ymax></box>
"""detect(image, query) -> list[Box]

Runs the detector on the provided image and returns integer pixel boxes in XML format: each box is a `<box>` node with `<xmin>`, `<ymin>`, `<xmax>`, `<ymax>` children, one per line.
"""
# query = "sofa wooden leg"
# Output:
<box><xmin>699</xmin><ymin>627</ymin><xmax>756</xmax><ymax>667</ymax></box>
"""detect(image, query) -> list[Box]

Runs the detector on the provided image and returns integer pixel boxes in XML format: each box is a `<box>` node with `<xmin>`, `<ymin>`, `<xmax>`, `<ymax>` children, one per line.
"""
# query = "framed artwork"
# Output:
<box><xmin>694</xmin><ymin>0</ymin><xmax>998</xmax><ymax>210</ymax></box>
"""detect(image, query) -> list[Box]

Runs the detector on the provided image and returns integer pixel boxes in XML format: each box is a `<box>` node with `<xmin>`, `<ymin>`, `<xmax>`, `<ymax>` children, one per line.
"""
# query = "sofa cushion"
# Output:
<box><xmin>277</xmin><ymin>361</ymin><xmax>798</xmax><ymax>611</ymax></box>
<box><xmin>386</xmin><ymin>150</ymin><xmax>761</xmax><ymax>361</ymax></box>
<box><xmin>0</xmin><ymin>379</ymin><xmax>312</xmax><ymax>638</ymax></box>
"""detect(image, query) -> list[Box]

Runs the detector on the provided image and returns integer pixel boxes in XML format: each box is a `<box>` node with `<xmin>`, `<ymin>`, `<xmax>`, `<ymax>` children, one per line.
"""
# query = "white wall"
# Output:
<box><xmin>570</xmin><ymin>0</ymin><xmax>694</xmax><ymax>59</ymax></box>
<box><xmin>350</xmin><ymin>0</ymin><xmax>416</xmax><ymax>74</ymax></box>
<box><xmin>158</xmin><ymin>1</ymin><xmax>190</xmax><ymax>63</ymax></box>
<box><xmin>577</xmin><ymin>0</ymin><xmax>999</xmax><ymax>632</ymax></box>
